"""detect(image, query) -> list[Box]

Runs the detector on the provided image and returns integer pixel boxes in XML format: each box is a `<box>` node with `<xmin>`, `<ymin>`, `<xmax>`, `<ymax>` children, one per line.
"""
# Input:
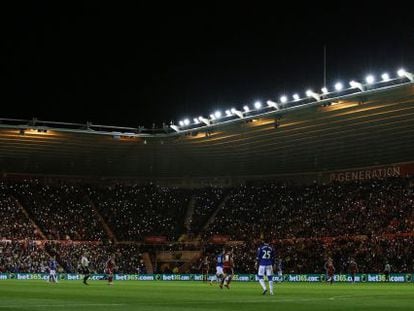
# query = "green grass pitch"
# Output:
<box><xmin>0</xmin><ymin>280</ymin><xmax>413</xmax><ymax>311</ymax></box>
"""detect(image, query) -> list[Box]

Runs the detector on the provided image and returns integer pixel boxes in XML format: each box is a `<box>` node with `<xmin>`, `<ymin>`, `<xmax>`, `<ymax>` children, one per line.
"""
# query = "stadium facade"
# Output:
<box><xmin>0</xmin><ymin>72</ymin><xmax>413</xmax><ymax>184</ymax></box>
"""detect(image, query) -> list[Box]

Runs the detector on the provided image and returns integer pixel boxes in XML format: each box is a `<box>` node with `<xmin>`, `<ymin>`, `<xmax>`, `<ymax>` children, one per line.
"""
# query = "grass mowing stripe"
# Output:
<box><xmin>0</xmin><ymin>280</ymin><xmax>413</xmax><ymax>311</ymax></box>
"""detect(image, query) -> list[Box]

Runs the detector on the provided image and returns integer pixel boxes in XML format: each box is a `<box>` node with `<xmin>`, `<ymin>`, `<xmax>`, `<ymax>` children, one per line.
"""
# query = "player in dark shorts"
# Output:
<box><xmin>324</xmin><ymin>258</ymin><xmax>335</xmax><ymax>285</ymax></box>
<box><xmin>220</xmin><ymin>249</ymin><xmax>234</xmax><ymax>289</ymax></box>
<box><xmin>349</xmin><ymin>258</ymin><xmax>358</xmax><ymax>283</ymax></box>
<box><xmin>105</xmin><ymin>254</ymin><xmax>116</xmax><ymax>286</ymax></box>
<box><xmin>384</xmin><ymin>262</ymin><xmax>391</xmax><ymax>282</ymax></box>
<box><xmin>200</xmin><ymin>255</ymin><xmax>210</xmax><ymax>282</ymax></box>
<box><xmin>80</xmin><ymin>253</ymin><xmax>90</xmax><ymax>285</ymax></box>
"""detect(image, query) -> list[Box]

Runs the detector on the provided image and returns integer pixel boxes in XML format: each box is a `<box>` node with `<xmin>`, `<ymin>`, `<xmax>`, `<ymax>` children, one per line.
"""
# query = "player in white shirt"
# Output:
<box><xmin>80</xmin><ymin>252</ymin><xmax>90</xmax><ymax>285</ymax></box>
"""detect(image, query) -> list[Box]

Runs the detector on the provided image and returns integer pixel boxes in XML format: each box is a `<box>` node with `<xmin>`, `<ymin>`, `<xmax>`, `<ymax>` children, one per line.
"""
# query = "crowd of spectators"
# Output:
<box><xmin>212</xmin><ymin>235</ymin><xmax>414</xmax><ymax>274</ymax></box>
<box><xmin>9</xmin><ymin>181</ymin><xmax>106</xmax><ymax>240</ymax></box>
<box><xmin>88</xmin><ymin>184</ymin><xmax>190</xmax><ymax>241</ymax></box>
<box><xmin>0</xmin><ymin>240</ymin><xmax>49</xmax><ymax>273</ymax></box>
<box><xmin>0</xmin><ymin>183</ymin><xmax>40</xmax><ymax>240</ymax></box>
<box><xmin>0</xmin><ymin>177</ymin><xmax>413</xmax><ymax>274</ymax></box>
<box><xmin>189</xmin><ymin>187</ymin><xmax>225</xmax><ymax>234</ymax></box>
<box><xmin>207</xmin><ymin>178</ymin><xmax>414</xmax><ymax>240</ymax></box>
<box><xmin>0</xmin><ymin>240</ymin><xmax>146</xmax><ymax>274</ymax></box>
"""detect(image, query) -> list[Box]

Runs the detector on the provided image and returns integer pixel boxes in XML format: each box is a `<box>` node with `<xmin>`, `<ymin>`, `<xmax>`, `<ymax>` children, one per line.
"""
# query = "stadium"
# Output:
<box><xmin>2</xmin><ymin>3</ymin><xmax>414</xmax><ymax>311</ymax></box>
<box><xmin>1</xmin><ymin>67</ymin><xmax>414</xmax><ymax>310</ymax></box>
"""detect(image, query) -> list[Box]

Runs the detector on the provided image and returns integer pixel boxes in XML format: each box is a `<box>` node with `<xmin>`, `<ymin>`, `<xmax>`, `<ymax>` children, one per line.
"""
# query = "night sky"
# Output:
<box><xmin>1</xmin><ymin>2</ymin><xmax>413</xmax><ymax>128</ymax></box>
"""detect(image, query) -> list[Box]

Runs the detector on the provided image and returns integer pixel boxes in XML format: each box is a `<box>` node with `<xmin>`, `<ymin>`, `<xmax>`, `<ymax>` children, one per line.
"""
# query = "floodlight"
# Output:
<box><xmin>349</xmin><ymin>80</ymin><xmax>364</xmax><ymax>91</ymax></box>
<box><xmin>397</xmin><ymin>68</ymin><xmax>406</xmax><ymax>77</ymax></box>
<box><xmin>280</xmin><ymin>96</ymin><xmax>287</xmax><ymax>103</ymax></box>
<box><xmin>214</xmin><ymin>111</ymin><xmax>222</xmax><ymax>118</ymax></box>
<box><xmin>266</xmin><ymin>100</ymin><xmax>279</xmax><ymax>110</ymax></box>
<box><xmin>254</xmin><ymin>101</ymin><xmax>262</xmax><ymax>109</ymax></box>
<box><xmin>198</xmin><ymin>116</ymin><xmax>210</xmax><ymax>125</ymax></box>
<box><xmin>183</xmin><ymin>119</ymin><xmax>190</xmax><ymax>126</ymax></box>
<box><xmin>365</xmin><ymin>75</ymin><xmax>375</xmax><ymax>84</ymax></box>
<box><xmin>334</xmin><ymin>82</ymin><xmax>343</xmax><ymax>91</ymax></box>
<box><xmin>397</xmin><ymin>68</ymin><xmax>413</xmax><ymax>81</ymax></box>
<box><xmin>292</xmin><ymin>94</ymin><xmax>300</xmax><ymax>100</ymax></box>
<box><xmin>243</xmin><ymin>105</ymin><xmax>250</xmax><ymax>112</ymax></box>
<box><xmin>321</xmin><ymin>87</ymin><xmax>329</xmax><ymax>94</ymax></box>
<box><xmin>306</xmin><ymin>89</ymin><xmax>320</xmax><ymax>100</ymax></box>
<box><xmin>381</xmin><ymin>73</ymin><xmax>390</xmax><ymax>81</ymax></box>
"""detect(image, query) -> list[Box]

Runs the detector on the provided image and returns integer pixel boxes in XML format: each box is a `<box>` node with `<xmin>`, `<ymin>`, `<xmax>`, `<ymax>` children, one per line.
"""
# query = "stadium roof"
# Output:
<box><xmin>0</xmin><ymin>74</ymin><xmax>413</xmax><ymax>180</ymax></box>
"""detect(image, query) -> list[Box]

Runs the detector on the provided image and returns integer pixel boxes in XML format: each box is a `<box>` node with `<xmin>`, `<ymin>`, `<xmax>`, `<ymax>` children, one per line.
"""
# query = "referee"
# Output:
<box><xmin>81</xmin><ymin>252</ymin><xmax>90</xmax><ymax>285</ymax></box>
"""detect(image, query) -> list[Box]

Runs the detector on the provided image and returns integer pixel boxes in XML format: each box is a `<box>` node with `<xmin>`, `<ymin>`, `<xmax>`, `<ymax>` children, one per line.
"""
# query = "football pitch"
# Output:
<box><xmin>0</xmin><ymin>280</ymin><xmax>413</xmax><ymax>311</ymax></box>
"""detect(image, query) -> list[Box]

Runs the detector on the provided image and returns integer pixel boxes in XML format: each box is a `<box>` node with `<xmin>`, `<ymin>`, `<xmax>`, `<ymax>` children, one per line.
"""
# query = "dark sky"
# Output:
<box><xmin>1</xmin><ymin>2</ymin><xmax>413</xmax><ymax>128</ymax></box>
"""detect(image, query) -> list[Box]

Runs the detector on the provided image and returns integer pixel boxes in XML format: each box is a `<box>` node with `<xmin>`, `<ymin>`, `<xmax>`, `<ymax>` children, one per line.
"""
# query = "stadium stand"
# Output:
<box><xmin>0</xmin><ymin>78</ymin><xmax>413</xmax><ymax>276</ymax></box>
<box><xmin>0</xmin><ymin>177</ymin><xmax>413</xmax><ymax>274</ymax></box>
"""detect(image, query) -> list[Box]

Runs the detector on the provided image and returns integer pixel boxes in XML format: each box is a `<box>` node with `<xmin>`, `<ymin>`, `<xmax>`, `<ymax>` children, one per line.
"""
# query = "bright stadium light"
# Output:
<box><xmin>365</xmin><ymin>75</ymin><xmax>375</xmax><ymax>84</ymax></box>
<box><xmin>280</xmin><ymin>96</ymin><xmax>287</xmax><ymax>103</ymax></box>
<box><xmin>183</xmin><ymin>119</ymin><xmax>190</xmax><ymax>126</ymax></box>
<box><xmin>349</xmin><ymin>80</ymin><xmax>364</xmax><ymax>91</ymax></box>
<box><xmin>397</xmin><ymin>68</ymin><xmax>413</xmax><ymax>81</ymax></box>
<box><xmin>334</xmin><ymin>82</ymin><xmax>343</xmax><ymax>91</ymax></box>
<box><xmin>397</xmin><ymin>68</ymin><xmax>406</xmax><ymax>77</ymax></box>
<box><xmin>225</xmin><ymin>109</ymin><xmax>232</xmax><ymax>116</ymax></box>
<box><xmin>193</xmin><ymin>118</ymin><xmax>200</xmax><ymax>124</ymax></box>
<box><xmin>243</xmin><ymin>105</ymin><xmax>250</xmax><ymax>112</ymax></box>
<box><xmin>214</xmin><ymin>110</ymin><xmax>222</xmax><ymax>118</ymax></box>
<box><xmin>170</xmin><ymin>125</ymin><xmax>179</xmax><ymax>132</ymax></box>
<box><xmin>209</xmin><ymin>114</ymin><xmax>216</xmax><ymax>120</ymax></box>
<box><xmin>381</xmin><ymin>73</ymin><xmax>390</xmax><ymax>81</ymax></box>
<box><xmin>254</xmin><ymin>101</ymin><xmax>262</xmax><ymax>109</ymax></box>
<box><xmin>321</xmin><ymin>87</ymin><xmax>329</xmax><ymax>94</ymax></box>
<box><xmin>198</xmin><ymin>116</ymin><xmax>210</xmax><ymax>125</ymax></box>
<box><xmin>230</xmin><ymin>108</ymin><xmax>244</xmax><ymax>119</ymax></box>
<box><xmin>179</xmin><ymin>121</ymin><xmax>185</xmax><ymax>127</ymax></box>
<box><xmin>292</xmin><ymin>93</ymin><xmax>300</xmax><ymax>101</ymax></box>
<box><xmin>306</xmin><ymin>89</ymin><xmax>320</xmax><ymax>101</ymax></box>
<box><xmin>266</xmin><ymin>100</ymin><xmax>280</xmax><ymax>110</ymax></box>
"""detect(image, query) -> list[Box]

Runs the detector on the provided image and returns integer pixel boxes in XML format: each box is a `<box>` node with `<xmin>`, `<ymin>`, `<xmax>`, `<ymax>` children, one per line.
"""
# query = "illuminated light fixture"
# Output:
<box><xmin>198</xmin><ymin>116</ymin><xmax>210</xmax><ymax>125</ymax></box>
<box><xmin>365</xmin><ymin>75</ymin><xmax>375</xmax><ymax>84</ymax></box>
<box><xmin>280</xmin><ymin>96</ymin><xmax>287</xmax><ymax>103</ymax></box>
<box><xmin>214</xmin><ymin>111</ymin><xmax>222</xmax><ymax>118</ymax></box>
<box><xmin>225</xmin><ymin>109</ymin><xmax>232</xmax><ymax>116</ymax></box>
<box><xmin>230</xmin><ymin>108</ymin><xmax>244</xmax><ymax>119</ymax></box>
<box><xmin>193</xmin><ymin>118</ymin><xmax>200</xmax><ymax>124</ymax></box>
<box><xmin>397</xmin><ymin>68</ymin><xmax>414</xmax><ymax>81</ymax></box>
<box><xmin>179</xmin><ymin>121</ymin><xmax>185</xmax><ymax>127</ymax></box>
<box><xmin>381</xmin><ymin>73</ymin><xmax>390</xmax><ymax>81</ymax></box>
<box><xmin>321</xmin><ymin>87</ymin><xmax>329</xmax><ymax>94</ymax></box>
<box><xmin>292</xmin><ymin>94</ymin><xmax>300</xmax><ymax>101</ymax></box>
<box><xmin>266</xmin><ymin>100</ymin><xmax>280</xmax><ymax>110</ymax></box>
<box><xmin>243</xmin><ymin>105</ymin><xmax>250</xmax><ymax>112</ymax></box>
<box><xmin>170</xmin><ymin>125</ymin><xmax>180</xmax><ymax>132</ymax></box>
<box><xmin>349</xmin><ymin>80</ymin><xmax>364</xmax><ymax>91</ymax></box>
<box><xmin>254</xmin><ymin>101</ymin><xmax>262</xmax><ymax>109</ymax></box>
<box><xmin>183</xmin><ymin>119</ymin><xmax>190</xmax><ymax>126</ymax></box>
<box><xmin>334</xmin><ymin>82</ymin><xmax>343</xmax><ymax>91</ymax></box>
<box><xmin>306</xmin><ymin>89</ymin><xmax>320</xmax><ymax>101</ymax></box>
<box><xmin>209</xmin><ymin>114</ymin><xmax>216</xmax><ymax>120</ymax></box>
<box><xmin>397</xmin><ymin>68</ymin><xmax>406</xmax><ymax>77</ymax></box>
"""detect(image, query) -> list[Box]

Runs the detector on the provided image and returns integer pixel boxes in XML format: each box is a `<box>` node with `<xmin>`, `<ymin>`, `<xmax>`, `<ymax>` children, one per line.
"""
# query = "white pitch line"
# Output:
<box><xmin>0</xmin><ymin>303</ymin><xmax>125</xmax><ymax>308</ymax></box>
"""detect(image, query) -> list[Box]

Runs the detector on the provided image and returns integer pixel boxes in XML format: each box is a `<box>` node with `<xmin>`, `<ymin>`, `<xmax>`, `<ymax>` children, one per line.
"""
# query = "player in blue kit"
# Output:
<box><xmin>255</xmin><ymin>241</ymin><xmax>275</xmax><ymax>295</ymax></box>
<box><xmin>48</xmin><ymin>256</ymin><xmax>58</xmax><ymax>283</ymax></box>
<box><xmin>210</xmin><ymin>249</ymin><xmax>224</xmax><ymax>286</ymax></box>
